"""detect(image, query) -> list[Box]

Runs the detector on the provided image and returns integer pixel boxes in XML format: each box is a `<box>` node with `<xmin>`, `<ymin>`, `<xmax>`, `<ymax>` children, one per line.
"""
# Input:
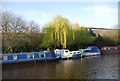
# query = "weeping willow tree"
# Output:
<box><xmin>42</xmin><ymin>15</ymin><xmax>73</xmax><ymax>49</ymax></box>
<box><xmin>73</xmin><ymin>23</ymin><xmax>97</xmax><ymax>49</ymax></box>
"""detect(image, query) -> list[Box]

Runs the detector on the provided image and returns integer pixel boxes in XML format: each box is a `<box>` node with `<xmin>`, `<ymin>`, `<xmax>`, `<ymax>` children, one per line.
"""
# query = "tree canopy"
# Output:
<box><xmin>72</xmin><ymin>24</ymin><xmax>97</xmax><ymax>49</ymax></box>
<box><xmin>42</xmin><ymin>15</ymin><xmax>73</xmax><ymax>49</ymax></box>
<box><xmin>42</xmin><ymin>16</ymin><xmax>97</xmax><ymax>50</ymax></box>
<box><xmin>1</xmin><ymin>11</ymin><xmax>119</xmax><ymax>53</ymax></box>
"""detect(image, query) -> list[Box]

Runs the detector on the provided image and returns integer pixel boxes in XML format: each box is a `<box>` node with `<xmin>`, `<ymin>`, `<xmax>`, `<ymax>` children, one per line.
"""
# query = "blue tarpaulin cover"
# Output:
<box><xmin>86</xmin><ymin>46</ymin><xmax>100</xmax><ymax>52</ymax></box>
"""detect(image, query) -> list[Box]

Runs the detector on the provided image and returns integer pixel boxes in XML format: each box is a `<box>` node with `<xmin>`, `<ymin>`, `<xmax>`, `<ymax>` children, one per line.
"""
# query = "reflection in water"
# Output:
<box><xmin>3</xmin><ymin>54</ymin><xmax>118</xmax><ymax>79</ymax></box>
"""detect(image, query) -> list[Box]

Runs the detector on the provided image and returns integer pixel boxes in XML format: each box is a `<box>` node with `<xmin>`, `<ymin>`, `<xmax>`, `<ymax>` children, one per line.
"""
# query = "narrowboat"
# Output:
<box><xmin>100</xmin><ymin>46</ymin><xmax>120</xmax><ymax>54</ymax></box>
<box><xmin>78</xmin><ymin>46</ymin><xmax>101</xmax><ymax>57</ymax></box>
<box><xmin>54</xmin><ymin>49</ymin><xmax>82</xmax><ymax>59</ymax></box>
<box><xmin>0</xmin><ymin>51</ymin><xmax>59</xmax><ymax>64</ymax></box>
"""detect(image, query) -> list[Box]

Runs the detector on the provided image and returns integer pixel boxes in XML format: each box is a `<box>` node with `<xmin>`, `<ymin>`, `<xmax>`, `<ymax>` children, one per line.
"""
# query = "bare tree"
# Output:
<box><xmin>1</xmin><ymin>11</ymin><xmax>27</xmax><ymax>33</ymax></box>
<box><xmin>25</xmin><ymin>21</ymin><xmax>40</xmax><ymax>33</ymax></box>
<box><xmin>1</xmin><ymin>11</ymin><xmax>41</xmax><ymax>53</ymax></box>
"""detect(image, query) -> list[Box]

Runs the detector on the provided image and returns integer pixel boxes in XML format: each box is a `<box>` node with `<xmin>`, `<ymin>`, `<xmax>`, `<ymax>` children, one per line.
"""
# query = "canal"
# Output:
<box><xmin>2</xmin><ymin>54</ymin><xmax>118</xmax><ymax>79</ymax></box>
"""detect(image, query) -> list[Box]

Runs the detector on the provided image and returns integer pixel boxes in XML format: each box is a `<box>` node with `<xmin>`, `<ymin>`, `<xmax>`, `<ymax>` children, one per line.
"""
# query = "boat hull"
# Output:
<box><xmin>101</xmin><ymin>50</ymin><xmax>119</xmax><ymax>54</ymax></box>
<box><xmin>0</xmin><ymin>51</ymin><xmax>59</xmax><ymax>64</ymax></box>
<box><xmin>59</xmin><ymin>54</ymin><xmax>82</xmax><ymax>60</ymax></box>
<box><xmin>1</xmin><ymin>57</ymin><xmax>59</xmax><ymax>64</ymax></box>
<box><xmin>69</xmin><ymin>54</ymin><xmax>82</xmax><ymax>59</ymax></box>
<box><xmin>82</xmin><ymin>52</ymin><xmax>101</xmax><ymax>57</ymax></box>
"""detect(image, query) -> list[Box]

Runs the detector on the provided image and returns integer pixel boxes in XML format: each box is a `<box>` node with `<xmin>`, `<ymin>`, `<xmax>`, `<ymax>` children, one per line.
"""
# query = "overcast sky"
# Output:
<box><xmin>1</xmin><ymin>2</ymin><xmax>118</xmax><ymax>29</ymax></box>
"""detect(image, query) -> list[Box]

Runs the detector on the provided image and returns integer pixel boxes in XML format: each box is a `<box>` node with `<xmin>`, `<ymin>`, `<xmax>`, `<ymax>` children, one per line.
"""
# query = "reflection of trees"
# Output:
<box><xmin>55</xmin><ymin>60</ymin><xmax>90</xmax><ymax>79</ymax></box>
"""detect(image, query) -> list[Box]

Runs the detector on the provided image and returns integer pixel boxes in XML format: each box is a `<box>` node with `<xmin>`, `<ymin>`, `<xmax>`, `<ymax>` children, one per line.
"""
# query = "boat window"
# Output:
<box><xmin>13</xmin><ymin>55</ymin><xmax>17</xmax><ymax>60</ymax></box>
<box><xmin>2</xmin><ymin>56</ymin><xmax>7</xmax><ymax>60</ymax></box>
<box><xmin>40</xmin><ymin>54</ymin><xmax>45</xmax><ymax>58</ymax></box>
<box><xmin>61</xmin><ymin>51</ymin><xmax>64</xmax><ymax>54</ymax></box>
<box><xmin>79</xmin><ymin>50</ymin><xmax>83</xmax><ymax>52</ymax></box>
<box><xmin>70</xmin><ymin>53</ymin><xmax>72</xmax><ymax>54</ymax></box>
<box><xmin>27</xmin><ymin>54</ymin><xmax>34</xmax><ymax>58</ymax></box>
<box><xmin>115</xmin><ymin>47</ymin><xmax>117</xmax><ymax>50</ymax></box>
<box><xmin>83</xmin><ymin>50</ymin><xmax>86</xmax><ymax>52</ymax></box>
<box><xmin>65</xmin><ymin>51</ymin><xmax>68</xmax><ymax>53</ymax></box>
<box><xmin>86</xmin><ymin>50</ymin><xmax>90</xmax><ymax>52</ymax></box>
<box><xmin>104</xmin><ymin>47</ymin><xmax>106</xmax><ymax>50</ymax></box>
<box><xmin>56</xmin><ymin>51</ymin><xmax>60</xmax><ymax>54</ymax></box>
<box><xmin>73</xmin><ymin>52</ymin><xmax>76</xmax><ymax>54</ymax></box>
<box><xmin>108</xmin><ymin>47</ymin><xmax>110</xmax><ymax>50</ymax></box>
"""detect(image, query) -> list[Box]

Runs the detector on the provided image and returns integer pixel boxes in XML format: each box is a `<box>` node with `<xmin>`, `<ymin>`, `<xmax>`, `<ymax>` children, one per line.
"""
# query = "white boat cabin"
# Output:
<box><xmin>54</xmin><ymin>49</ymin><xmax>71</xmax><ymax>58</ymax></box>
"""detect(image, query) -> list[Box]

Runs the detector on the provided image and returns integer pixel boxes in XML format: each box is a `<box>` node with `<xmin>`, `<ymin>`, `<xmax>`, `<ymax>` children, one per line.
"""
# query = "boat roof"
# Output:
<box><xmin>70</xmin><ymin>51</ymin><xmax>79</xmax><ymax>53</ymax></box>
<box><xmin>55</xmin><ymin>49</ymin><xmax>69</xmax><ymax>51</ymax></box>
<box><xmin>71</xmin><ymin>51</ymin><xmax>79</xmax><ymax>52</ymax></box>
<box><xmin>78</xmin><ymin>49</ymin><xmax>90</xmax><ymax>50</ymax></box>
<box><xmin>101</xmin><ymin>46</ymin><xmax>120</xmax><ymax>48</ymax></box>
<box><xmin>0</xmin><ymin>52</ymin><xmax>47</xmax><ymax>56</ymax></box>
<box><xmin>86</xmin><ymin>46</ymin><xmax>100</xmax><ymax>52</ymax></box>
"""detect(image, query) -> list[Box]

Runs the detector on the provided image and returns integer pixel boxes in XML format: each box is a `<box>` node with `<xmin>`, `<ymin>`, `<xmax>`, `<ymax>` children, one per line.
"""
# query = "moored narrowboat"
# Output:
<box><xmin>78</xmin><ymin>46</ymin><xmax>101</xmax><ymax>57</ymax></box>
<box><xmin>100</xmin><ymin>46</ymin><xmax>120</xmax><ymax>54</ymax></box>
<box><xmin>0</xmin><ymin>51</ymin><xmax>59</xmax><ymax>64</ymax></box>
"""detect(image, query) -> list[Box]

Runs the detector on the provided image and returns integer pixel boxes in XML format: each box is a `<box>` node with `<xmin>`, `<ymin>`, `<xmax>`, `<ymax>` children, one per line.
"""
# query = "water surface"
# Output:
<box><xmin>2</xmin><ymin>54</ymin><xmax>118</xmax><ymax>79</ymax></box>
